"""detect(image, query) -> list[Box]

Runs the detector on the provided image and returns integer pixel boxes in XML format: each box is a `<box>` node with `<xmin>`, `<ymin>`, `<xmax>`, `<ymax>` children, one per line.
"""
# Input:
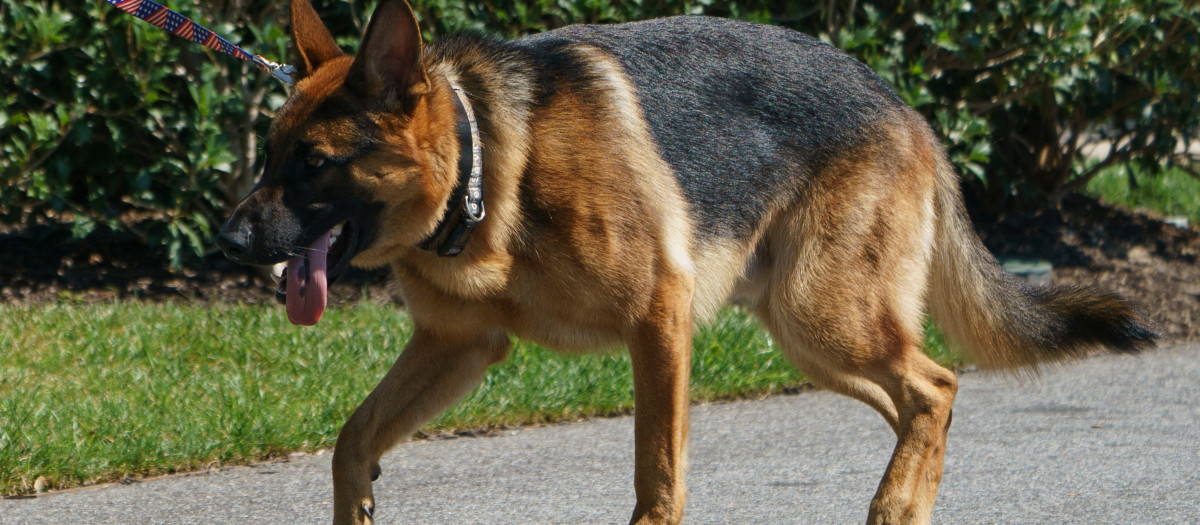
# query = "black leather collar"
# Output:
<box><xmin>418</xmin><ymin>82</ymin><xmax>484</xmax><ymax>257</ymax></box>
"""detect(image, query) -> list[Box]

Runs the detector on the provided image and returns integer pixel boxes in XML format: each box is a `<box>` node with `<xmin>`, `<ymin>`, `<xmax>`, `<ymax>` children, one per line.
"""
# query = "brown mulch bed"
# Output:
<box><xmin>2</xmin><ymin>194</ymin><xmax>1197</xmax><ymax>341</ymax></box>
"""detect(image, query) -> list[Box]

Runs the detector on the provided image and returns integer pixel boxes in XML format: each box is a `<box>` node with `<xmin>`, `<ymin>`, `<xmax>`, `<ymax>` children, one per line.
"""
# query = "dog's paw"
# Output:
<box><xmin>369</xmin><ymin>462</ymin><xmax>381</xmax><ymax>482</ymax></box>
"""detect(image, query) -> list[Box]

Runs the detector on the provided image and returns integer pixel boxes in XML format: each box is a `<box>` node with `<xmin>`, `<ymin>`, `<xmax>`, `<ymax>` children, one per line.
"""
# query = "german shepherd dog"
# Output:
<box><xmin>217</xmin><ymin>1</ymin><xmax>1156</xmax><ymax>523</ymax></box>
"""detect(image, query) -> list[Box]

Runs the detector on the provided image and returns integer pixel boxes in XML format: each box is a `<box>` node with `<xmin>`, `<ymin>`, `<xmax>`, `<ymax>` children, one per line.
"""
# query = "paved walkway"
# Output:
<box><xmin>3</xmin><ymin>346</ymin><xmax>1198</xmax><ymax>524</ymax></box>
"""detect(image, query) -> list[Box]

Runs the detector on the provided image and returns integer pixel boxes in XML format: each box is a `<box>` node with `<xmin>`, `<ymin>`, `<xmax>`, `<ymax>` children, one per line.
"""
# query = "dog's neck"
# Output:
<box><xmin>417</xmin><ymin>81</ymin><xmax>485</xmax><ymax>257</ymax></box>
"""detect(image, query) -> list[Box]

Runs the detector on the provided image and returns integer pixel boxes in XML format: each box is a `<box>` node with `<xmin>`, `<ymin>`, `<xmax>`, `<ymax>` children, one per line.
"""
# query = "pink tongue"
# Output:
<box><xmin>285</xmin><ymin>232</ymin><xmax>330</xmax><ymax>326</ymax></box>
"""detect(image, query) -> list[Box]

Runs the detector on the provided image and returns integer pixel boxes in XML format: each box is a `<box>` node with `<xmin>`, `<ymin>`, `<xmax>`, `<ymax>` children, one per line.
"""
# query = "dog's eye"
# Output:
<box><xmin>305</xmin><ymin>155</ymin><xmax>327</xmax><ymax>168</ymax></box>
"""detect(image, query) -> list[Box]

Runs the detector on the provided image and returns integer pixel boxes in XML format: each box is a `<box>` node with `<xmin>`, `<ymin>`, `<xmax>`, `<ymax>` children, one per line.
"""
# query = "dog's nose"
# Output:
<box><xmin>216</xmin><ymin>226</ymin><xmax>252</xmax><ymax>260</ymax></box>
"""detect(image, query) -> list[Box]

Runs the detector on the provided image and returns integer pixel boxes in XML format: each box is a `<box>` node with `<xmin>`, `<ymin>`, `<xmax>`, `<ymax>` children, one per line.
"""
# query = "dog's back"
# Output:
<box><xmin>518</xmin><ymin>16</ymin><xmax>908</xmax><ymax>239</ymax></box>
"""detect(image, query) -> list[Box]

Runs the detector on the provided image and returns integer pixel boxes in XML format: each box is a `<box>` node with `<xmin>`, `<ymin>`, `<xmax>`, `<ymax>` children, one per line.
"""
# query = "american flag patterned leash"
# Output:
<box><xmin>105</xmin><ymin>0</ymin><xmax>295</xmax><ymax>85</ymax></box>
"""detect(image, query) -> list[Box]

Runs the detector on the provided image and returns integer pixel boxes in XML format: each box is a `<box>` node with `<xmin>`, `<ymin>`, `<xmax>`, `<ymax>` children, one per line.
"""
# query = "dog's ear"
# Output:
<box><xmin>347</xmin><ymin>0</ymin><xmax>428</xmax><ymax>102</ymax></box>
<box><xmin>291</xmin><ymin>0</ymin><xmax>344</xmax><ymax>78</ymax></box>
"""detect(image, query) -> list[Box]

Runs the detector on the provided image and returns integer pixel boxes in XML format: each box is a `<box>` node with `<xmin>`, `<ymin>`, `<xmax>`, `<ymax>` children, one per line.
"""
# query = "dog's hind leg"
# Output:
<box><xmin>782</xmin><ymin>333</ymin><xmax>957</xmax><ymax>525</ymax></box>
<box><xmin>754</xmin><ymin>230</ymin><xmax>956</xmax><ymax>524</ymax></box>
<box><xmin>331</xmin><ymin>327</ymin><xmax>512</xmax><ymax>525</ymax></box>
<box><xmin>751</xmin><ymin>133</ymin><xmax>956</xmax><ymax>524</ymax></box>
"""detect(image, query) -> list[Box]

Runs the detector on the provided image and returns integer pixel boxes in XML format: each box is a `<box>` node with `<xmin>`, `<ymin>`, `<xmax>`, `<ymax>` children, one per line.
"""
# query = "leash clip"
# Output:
<box><xmin>255</xmin><ymin>55</ymin><xmax>296</xmax><ymax>85</ymax></box>
<box><xmin>270</xmin><ymin>64</ymin><xmax>296</xmax><ymax>85</ymax></box>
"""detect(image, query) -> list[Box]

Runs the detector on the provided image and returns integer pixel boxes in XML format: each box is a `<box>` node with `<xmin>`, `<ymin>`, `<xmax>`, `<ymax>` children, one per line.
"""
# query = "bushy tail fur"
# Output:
<box><xmin>928</xmin><ymin>156</ymin><xmax>1158</xmax><ymax>369</ymax></box>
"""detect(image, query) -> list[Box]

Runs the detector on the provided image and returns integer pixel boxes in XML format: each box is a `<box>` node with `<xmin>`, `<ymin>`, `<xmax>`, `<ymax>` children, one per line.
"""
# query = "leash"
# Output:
<box><xmin>104</xmin><ymin>0</ymin><xmax>295</xmax><ymax>85</ymax></box>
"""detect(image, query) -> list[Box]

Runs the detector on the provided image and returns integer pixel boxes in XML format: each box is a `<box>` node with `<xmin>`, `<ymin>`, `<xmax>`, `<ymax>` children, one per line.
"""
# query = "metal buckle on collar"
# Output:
<box><xmin>463</xmin><ymin>194</ymin><xmax>485</xmax><ymax>222</ymax></box>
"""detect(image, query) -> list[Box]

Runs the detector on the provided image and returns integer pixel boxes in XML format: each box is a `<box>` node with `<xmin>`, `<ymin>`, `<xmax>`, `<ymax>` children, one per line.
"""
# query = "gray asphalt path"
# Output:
<box><xmin>3</xmin><ymin>345</ymin><xmax>1198</xmax><ymax>524</ymax></box>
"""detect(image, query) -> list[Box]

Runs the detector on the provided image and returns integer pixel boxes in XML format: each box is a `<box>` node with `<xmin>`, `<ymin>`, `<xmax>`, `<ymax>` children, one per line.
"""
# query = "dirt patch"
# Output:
<box><xmin>2</xmin><ymin>195</ymin><xmax>1197</xmax><ymax>341</ymax></box>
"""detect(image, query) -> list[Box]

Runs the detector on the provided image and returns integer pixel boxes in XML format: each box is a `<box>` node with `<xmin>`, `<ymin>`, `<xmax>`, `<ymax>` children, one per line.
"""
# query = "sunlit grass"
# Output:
<box><xmin>1087</xmin><ymin>165</ymin><xmax>1200</xmax><ymax>223</ymax></box>
<box><xmin>0</xmin><ymin>302</ymin><xmax>957</xmax><ymax>494</ymax></box>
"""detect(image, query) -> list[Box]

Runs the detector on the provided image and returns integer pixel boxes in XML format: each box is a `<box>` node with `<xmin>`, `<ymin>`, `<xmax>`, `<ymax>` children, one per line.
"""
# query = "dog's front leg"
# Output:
<box><xmin>627</xmin><ymin>276</ymin><xmax>695</xmax><ymax>525</ymax></box>
<box><xmin>331</xmin><ymin>326</ymin><xmax>511</xmax><ymax>525</ymax></box>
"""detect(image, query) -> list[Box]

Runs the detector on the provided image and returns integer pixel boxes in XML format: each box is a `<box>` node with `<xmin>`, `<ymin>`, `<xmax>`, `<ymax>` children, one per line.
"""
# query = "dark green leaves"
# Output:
<box><xmin>2</xmin><ymin>0</ymin><xmax>1195</xmax><ymax>267</ymax></box>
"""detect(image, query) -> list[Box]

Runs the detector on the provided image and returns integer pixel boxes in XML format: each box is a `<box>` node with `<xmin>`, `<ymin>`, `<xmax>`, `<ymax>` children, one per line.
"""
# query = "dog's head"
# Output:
<box><xmin>217</xmin><ymin>0</ymin><xmax>457</xmax><ymax>325</ymax></box>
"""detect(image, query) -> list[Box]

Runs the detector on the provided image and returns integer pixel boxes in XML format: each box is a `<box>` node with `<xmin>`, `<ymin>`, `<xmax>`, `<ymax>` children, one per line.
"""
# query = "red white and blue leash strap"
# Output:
<box><xmin>104</xmin><ymin>0</ymin><xmax>295</xmax><ymax>85</ymax></box>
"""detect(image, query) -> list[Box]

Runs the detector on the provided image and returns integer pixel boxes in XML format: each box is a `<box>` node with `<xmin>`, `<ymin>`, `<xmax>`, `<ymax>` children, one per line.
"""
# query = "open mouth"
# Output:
<box><xmin>270</xmin><ymin>221</ymin><xmax>358</xmax><ymax>326</ymax></box>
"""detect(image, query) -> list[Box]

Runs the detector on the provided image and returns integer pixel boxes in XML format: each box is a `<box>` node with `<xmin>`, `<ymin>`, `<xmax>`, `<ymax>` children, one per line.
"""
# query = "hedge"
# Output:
<box><xmin>2</xmin><ymin>0</ymin><xmax>1196</xmax><ymax>266</ymax></box>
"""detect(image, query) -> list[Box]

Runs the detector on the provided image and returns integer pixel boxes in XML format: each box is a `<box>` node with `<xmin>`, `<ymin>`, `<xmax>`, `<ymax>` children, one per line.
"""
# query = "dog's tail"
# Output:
<box><xmin>926</xmin><ymin>155</ymin><xmax>1158</xmax><ymax>369</ymax></box>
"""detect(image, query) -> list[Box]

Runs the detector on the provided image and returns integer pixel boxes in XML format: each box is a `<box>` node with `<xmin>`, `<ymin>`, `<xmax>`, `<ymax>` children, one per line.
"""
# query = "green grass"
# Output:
<box><xmin>1087</xmin><ymin>165</ymin><xmax>1200</xmax><ymax>223</ymax></box>
<box><xmin>0</xmin><ymin>302</ymin><xmax>956</xmax><ymax>495</ymax></box>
